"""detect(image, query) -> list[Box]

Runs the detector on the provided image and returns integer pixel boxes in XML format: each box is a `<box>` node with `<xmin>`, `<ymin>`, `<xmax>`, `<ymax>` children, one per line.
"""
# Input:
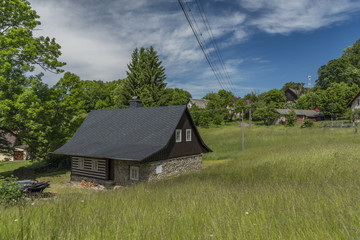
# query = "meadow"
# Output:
<box><xmin>1</xmin><ymin>125</ymin><xmax>360</xmax><ymax>239</ymax></box>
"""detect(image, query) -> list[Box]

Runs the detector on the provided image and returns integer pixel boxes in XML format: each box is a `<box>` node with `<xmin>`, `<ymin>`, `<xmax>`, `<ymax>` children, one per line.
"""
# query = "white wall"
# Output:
<box><xmin>351</xmin><ymin>96</ymin><xmax>360</xmax><ymax>110</ymax></box>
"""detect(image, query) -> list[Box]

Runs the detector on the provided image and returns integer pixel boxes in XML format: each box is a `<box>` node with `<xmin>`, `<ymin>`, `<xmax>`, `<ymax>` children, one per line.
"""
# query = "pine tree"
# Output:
<box><xmin>119</xmin><ymin>46</ymin><xmax>167</xmax><ymax>107</ymax></box>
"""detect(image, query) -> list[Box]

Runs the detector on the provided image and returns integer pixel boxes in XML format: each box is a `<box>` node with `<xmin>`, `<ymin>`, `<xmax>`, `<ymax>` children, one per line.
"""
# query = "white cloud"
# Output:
<box><xmin>27</xmin><ymin>0</ymin><xmax>360</xmax><ymax>97</ymax></box>
<box><xmin>239</xmin><ymin>0</ymin><xmax>360</xmax><ymax>34</ymax></box>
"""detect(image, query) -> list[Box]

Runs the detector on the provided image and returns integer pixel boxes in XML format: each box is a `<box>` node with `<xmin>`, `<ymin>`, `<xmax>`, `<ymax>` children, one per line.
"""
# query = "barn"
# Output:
<box><xmin>52</xmin><ymin>99</ymin><xmax>212</xmax><ymax>186</ymax></box>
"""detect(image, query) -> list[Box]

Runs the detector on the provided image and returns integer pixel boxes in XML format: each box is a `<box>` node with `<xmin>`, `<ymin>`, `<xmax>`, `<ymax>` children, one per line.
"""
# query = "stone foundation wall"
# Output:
<box><xmin>113</xmin><ymin>154</ymin><xmax>202</xmax><ymax>186</ymax></box>
<box><xmin>143</xmin><ymin>154</ymin><xmax>202</xmax><ymax>182</ymax></box>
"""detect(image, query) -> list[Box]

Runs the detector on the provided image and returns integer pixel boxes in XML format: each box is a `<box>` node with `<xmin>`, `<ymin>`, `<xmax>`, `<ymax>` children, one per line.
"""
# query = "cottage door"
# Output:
<box><xmin>108</xmin><ymin>159</ymin><xmax>114</xmax><ymax>180</ymax></box>
<box><xmin>14</xmin><ymin>151</ymin><xmax>24</xmax><ymax>161</ymax></box>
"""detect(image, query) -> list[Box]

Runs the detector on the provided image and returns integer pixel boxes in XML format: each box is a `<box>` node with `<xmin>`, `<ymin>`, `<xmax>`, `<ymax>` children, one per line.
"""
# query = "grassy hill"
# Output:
<box><xmin>1</xmin><ymin>125</ymin><xmax>360</xmax><ymax>239</ymax></box>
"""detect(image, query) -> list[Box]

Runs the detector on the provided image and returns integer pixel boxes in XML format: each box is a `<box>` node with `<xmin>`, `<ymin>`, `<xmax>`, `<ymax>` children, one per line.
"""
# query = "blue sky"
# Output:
<box><xmin>29</xmin><ymin>0</ymin><xmax>360</xmax><ymax>98</ymax></box>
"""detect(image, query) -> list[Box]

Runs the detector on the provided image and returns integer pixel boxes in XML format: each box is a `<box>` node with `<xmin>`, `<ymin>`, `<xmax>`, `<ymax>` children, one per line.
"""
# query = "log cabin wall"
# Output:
<box><xmin>145</xmin><ymin>111</ymin><xmax>204</xmax><ymax>161</ymax></box>
<box><xmin>71</xmin><ymin>157</ymin><xmax>108</xmax><ymax>180</ymax></box>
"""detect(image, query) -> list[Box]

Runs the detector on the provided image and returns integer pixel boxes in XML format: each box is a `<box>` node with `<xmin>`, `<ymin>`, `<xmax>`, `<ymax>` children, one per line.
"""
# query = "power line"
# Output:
<box><xmin>178</xmin><ymin>0</ymin><xmax>234</xmax><ymax>93</ymax></box>
<box><xmin>194</xmin><ymin>0</ymin><xmax>236</xmax><ymax>94</ymax></box>
<box><xmin>182</xmin><ymin>0</ymin><xmax>230</xmax><ymax>92</ymax></box>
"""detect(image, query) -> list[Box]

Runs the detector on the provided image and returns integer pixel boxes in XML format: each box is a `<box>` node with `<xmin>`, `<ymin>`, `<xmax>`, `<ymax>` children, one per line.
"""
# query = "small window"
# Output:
<box><xmin>156</xmin><ymin>165</ymin><xmax>162</xmax><ymax>174</ymax></box>
<box><xmin>186</xmin><ymin>129</ymin><xmax>192</xmax><ymax>141</ymax></box>
<box><xmin>91</xmin><ymin>159</ymin><xmax>98</xmax><ymax>171</ymax></box>
<box><xmin>357</xmin><ymin>99</ymin><xmax>360</xmax><ymax>106</ymax></box>
<box><xmin>130</xmin><ymin>166</ymin><xmax>139</xmax><ymax>181</ymax></box>
<box><xmin>175</xmin><ymin>129</ymin><xmax>182</xmax><ymax>142</ymax></box>
<box><xmin>78</xmin><ymin>158</ymin><xmax>84</xmax><ymax>169</ymax></box>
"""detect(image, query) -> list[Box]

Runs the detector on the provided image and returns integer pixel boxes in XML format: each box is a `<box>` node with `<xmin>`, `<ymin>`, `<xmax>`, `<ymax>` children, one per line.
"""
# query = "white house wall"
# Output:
<box><xmin>351</xmin><ymin>96</ymin><xmax>360</xmax><ymax>110</ymax></box>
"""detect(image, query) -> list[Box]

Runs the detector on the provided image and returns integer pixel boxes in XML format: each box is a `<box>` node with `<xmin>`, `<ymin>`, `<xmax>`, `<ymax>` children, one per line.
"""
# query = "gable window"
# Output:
<box><xmin>175</xmin><ymin>129</ymin><xmax>182</xmax><ymax>142</ymax></box>
<box><xmin>186</xmin><ymin>129</ymin><xmax>192</xmax><ymax>142</ymax></box>
<box><xmin>91</xmin><ymin>159</ymin><xmax>98</xmax><ymax>171</ymax></box>
<box><xmin>78</xmin><ymin>158</ymin><xmax>84</xmax><ymax>169</ymax></box>
<box><xmin>130</xmin><ymin>166</ymin><xmax>139</xmax><ymax>181</ymax></box>
<box><xmin>357</xmin><ymin>99</ymin><xmax>360</xmax><ymax>106</ymax></box>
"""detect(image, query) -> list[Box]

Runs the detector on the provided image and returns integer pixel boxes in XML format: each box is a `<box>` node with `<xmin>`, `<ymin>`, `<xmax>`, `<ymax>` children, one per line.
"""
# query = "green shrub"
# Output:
<box><xmin>286</xmin><ymin>110</ymin><xmax>297</xmax><ymax>127</ymax></box>
<box><xmin>0</xmin><ymin>176</ymin><xmax>23</xmax><ymax>205</ymax></box>
<box><xmin>301</xmin><ymin>117</ymin><xmax>314</xmax><ymax>128</ymax></box>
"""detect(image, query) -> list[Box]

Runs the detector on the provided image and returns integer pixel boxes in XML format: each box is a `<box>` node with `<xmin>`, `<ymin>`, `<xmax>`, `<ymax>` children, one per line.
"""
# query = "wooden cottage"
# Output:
<box><xmin>275</xmin><ymin>108</ymin><xmax>325</xmax><ymax>124</ymax></box>
<box><xmin>0</xmin><ymin>131</ymin><xmax>28</xmax><ymax>161</ymax></box>
<box><xmin>284</xmin><ymin>88</ymin><xmax>302</xmax><ymax>102</ymax></box>
<box><xmin>52</xmin><ymin>100</ymin><xmax>212</xmax><ymax>186</ymax></box>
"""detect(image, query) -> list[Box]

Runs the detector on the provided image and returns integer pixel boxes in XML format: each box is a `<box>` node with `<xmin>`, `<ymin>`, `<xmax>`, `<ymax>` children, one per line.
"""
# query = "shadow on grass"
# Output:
<box><xmin>0</xmin><ymin>160</ymin><xmax>70</xmax><ymax>179</ymax></box>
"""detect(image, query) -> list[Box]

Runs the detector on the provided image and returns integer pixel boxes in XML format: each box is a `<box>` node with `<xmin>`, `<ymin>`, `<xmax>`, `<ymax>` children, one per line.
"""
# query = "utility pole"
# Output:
<box><xmin>249</xmin><ymin>104</ymin><xmax>252</xmax><ymax>129</ymax></box>
<box><xmin>242</xmin><ymin>108</ymin><xmax>244</xmax><ymax>151</ymax></box>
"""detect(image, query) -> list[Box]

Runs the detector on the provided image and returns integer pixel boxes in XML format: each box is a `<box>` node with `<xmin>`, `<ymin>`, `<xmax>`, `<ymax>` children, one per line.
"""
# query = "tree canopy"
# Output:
<box><xmin>315</xmin><ymin>37</ymin><xmax>360</xmax><ymax>90</ymax></box>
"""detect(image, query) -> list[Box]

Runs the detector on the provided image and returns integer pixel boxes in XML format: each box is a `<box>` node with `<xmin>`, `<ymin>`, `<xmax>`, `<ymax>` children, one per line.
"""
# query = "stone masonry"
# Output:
<box><xmin>114</xmin><ymin>154</ymin><xmax>202</xmax><ymax>186</ymax></box>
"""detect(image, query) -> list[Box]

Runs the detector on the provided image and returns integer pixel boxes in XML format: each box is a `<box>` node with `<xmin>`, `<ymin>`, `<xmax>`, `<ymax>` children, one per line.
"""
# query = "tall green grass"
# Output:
<box><xmin>1</xmin><ymin>126</ymin><xmax>360</xmax><ymax>239</ymax></box>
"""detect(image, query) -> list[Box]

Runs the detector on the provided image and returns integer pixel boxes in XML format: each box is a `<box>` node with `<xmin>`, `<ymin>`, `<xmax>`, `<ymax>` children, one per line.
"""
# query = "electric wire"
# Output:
<box><xmin>182</xmin><ymin>0</ymin><xmax>230</xmax><ymax>92</ymax></box>
<box><xmin>194</xmin><ymin>0</ymin><xmax>236</xmax><ymax>94</ymax></box>
<box><xmin>178</xmin><ymin>0</ymin><xmax>232</xmax><ymax>93</ymax></box>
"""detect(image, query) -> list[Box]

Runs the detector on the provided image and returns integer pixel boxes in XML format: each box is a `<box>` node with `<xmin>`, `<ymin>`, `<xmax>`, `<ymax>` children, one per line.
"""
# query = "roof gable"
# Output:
<box><xmin>53</xmin><ymin>105</ymin><xmax>210</xmax><ymax>161</ymax></box>
<box><xmin>188</xmin><ymin>98</ymin><xmax>209</xmax><ymax>108</ymax></box>
<box><xmin>347</xmin><ymin>89</ymin><xmax>360</xmax><ymax>107</ymax></box>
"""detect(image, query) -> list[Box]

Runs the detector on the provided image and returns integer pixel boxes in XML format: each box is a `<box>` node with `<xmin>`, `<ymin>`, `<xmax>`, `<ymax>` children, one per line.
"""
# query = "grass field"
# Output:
<box><xmin>1</xmin><ymin>125</ymin><xmax>360</xmax><ymax>239</ymax></box>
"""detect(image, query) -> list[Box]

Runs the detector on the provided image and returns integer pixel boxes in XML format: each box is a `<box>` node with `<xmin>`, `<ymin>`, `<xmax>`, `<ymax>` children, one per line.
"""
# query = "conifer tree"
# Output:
<box><xmin>118</xmin><ymin>46</ymin><xmax>167</xmax><ymax>107</ymax></box>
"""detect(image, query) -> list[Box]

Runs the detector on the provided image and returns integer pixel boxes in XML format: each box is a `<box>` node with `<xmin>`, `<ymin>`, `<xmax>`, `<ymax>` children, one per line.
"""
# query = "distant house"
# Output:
<box><xmin>53</xmin><ymin>99</ymin><xmax>212</xmax><ymax>186</ymax></box>
<box><xmin>0</xmin><ymin>131</ymin><xmax>28</xmax><ymax>161</ymax></box>
<box><xmin>347</xmin><ymin>90</ymin><xmax>360</xmax><ymax>110</ymax></box>
<box><xmin>275</xmin><ymin>107</ymin><xmax>324</xmax><ymax>124</ymax></box>
<box><xmin>231</xmin><ymin>97</ymin><xmax>251</xmax><ymax>106</ymax></box>
<box><xmin>187</xmin><ymin>98</ymin><xmax>209</xmax><ymax>109</ymax></box>
<box><xmin>284</xmin><ymin>88</ymin><xmax>302</xmax><ymax>102</ymax></box>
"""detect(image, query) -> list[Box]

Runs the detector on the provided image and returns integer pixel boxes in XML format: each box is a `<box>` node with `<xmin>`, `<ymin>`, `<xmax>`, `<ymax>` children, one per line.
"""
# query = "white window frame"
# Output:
<box><xmin>91</xmin><ymin>159</ymin><xmax>98</xmax><ymax>171</ymax></box>
<box><xmin>186</xmin><ymin>129</ymin><xmax>192</xmax><ymax>142</ymax></box>
<box><xmin>175</xmin><ymin>129</ymin><xmax>182</xmax><ymax>142</ymax></box>
<box><xmin>78</xmin><ymin>158</ymin><xmax>84</xmax><ymax>169</ymax></box>
<box><xmin>130</xmin><ymin>166</ymin><xmax>139</xmax><ymax>181</ymax></box>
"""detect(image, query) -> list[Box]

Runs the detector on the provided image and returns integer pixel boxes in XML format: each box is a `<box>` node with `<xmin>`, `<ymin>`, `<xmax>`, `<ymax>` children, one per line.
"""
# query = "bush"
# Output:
<box><xmin>286</xmin><ymin>110</ymin><xmax>297</xmax><ymax>127</ymax></box>
<box><xmin>301</xmin><ymin>117</ymin><xmax>314</xmax><ymax>128</ymax></box>
<box><xmin>0</xmin><ymin>176</ymin><xmax>23</xmax><ymax>204</ymax></box>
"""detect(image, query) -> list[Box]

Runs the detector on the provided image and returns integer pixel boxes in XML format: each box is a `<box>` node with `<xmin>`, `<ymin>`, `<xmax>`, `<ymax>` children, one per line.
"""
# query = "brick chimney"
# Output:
<box><xmin>129</xmin><ymin>96</ymin><xmax>142</xmax><ymax>108</ymax></box>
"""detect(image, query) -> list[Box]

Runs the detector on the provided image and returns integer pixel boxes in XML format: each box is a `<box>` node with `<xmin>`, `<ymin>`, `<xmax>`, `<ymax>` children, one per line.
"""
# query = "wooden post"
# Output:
<box><xmin>249</xmin><ymin>104</ymin><xmax>252</xmax><ymax>129</ymax></box>
<box><xmin>242</xmin><ymin>108</ymin><xmax>244</xmax><ymax>151</ymax></box>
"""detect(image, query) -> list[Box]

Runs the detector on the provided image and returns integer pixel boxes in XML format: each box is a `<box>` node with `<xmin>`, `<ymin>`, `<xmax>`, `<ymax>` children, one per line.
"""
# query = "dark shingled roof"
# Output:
<box><xmin>53</xmin><ymin>105</ymin><xmax>211</xmax><ymax>161</ymax></box>
<box><xmin>276</xmin><ymin>109</ymin><xmax>324</xmax><ymax>118</ymax></box>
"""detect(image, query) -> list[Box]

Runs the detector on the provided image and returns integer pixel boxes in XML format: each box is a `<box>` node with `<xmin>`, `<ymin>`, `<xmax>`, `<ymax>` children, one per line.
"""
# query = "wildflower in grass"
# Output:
<box><xmin>81</xmin><ymin>200</ymin><xmax>84</xmax><ymax>203</ymax></box>
<box><xmin>14</xmin><ymin>219</ymin><xmax>18</xmax><ymax>222</ymax></box>
<box><xmin>31</xmin><ymin>203</ymin><xmax>35</xmax><ymax>206</ymax></box>
<box><xmin>245</xmin><ymin>212</ymin><xmax>249</xmax><ymax>215</ymax></box>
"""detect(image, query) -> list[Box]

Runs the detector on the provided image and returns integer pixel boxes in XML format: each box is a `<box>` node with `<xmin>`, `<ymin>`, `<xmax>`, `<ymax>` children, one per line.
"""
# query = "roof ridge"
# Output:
<box><xmin>90</xmin><ymin>105</ymin><xmax>186</xmax><ymax>113</ymax></box>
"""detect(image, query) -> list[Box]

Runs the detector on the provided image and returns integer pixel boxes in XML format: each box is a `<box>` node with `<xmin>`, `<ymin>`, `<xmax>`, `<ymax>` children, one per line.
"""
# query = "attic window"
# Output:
<box><xmin>130</xmin><ymin>166</ymin><xmax>139</xmax><ymax>181</ymax></box>
<box><xmin>175</xmin><ymin>129</ymin><xmax>182</xmax><ymax>142</ymax></box>
<box><xmin>186</xmin><ymin>129</ymin><xmax>192</xmax><ymax>141</ymax></box>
